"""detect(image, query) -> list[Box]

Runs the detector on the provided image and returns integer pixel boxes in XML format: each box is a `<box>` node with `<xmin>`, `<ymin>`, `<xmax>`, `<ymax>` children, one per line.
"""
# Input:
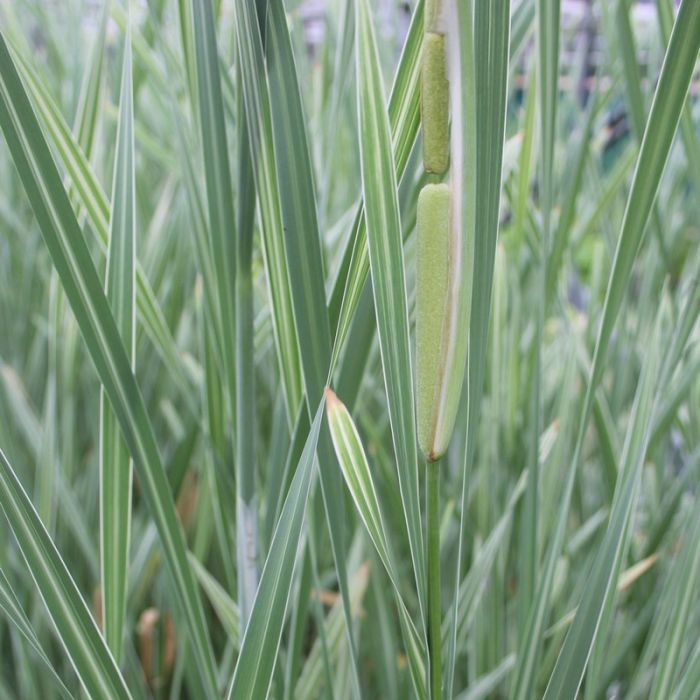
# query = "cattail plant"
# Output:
<box><xmin>417</xmin><ymin>0</ymin><xmax>473</xmax><ymax>465</ymax></box>
<box><xmin>416</xmin><ymin>0</ymin><xmax>474</xmax><ymax>695</ymax></box>
<box><xmin>0</xmin><ymin>0</ymin><xmax>699</xmax><ymax>699</ymax></box>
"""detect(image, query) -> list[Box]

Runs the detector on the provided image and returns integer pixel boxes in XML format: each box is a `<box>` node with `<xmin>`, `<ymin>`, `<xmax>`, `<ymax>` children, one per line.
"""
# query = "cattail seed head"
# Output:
<box><xmin>416</xmin><ymin>178</ymin><xmax>472</xmax><ymax>463</ymax></box>
<box><xmin>416</xmin><ymin>184</ymin><xmax>450</xmax><ymax>461</ymax></box>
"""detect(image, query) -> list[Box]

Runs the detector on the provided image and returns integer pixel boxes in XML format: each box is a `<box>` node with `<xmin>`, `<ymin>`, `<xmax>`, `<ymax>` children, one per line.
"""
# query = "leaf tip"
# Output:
<box><xmin>324</xmin><ymin>386</ymin><xmax>340</xmax><ymax>412</ymax></box>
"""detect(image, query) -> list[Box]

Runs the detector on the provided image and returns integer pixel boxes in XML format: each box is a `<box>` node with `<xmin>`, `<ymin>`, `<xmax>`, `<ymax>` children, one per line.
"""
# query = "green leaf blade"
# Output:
<box><xmin>0</xmin><ymin>30</ymin><xmax>219</xmax><ymax>697</ymax></box>
<box><xmin>226</xmin><ymin>399</ymin><xmax>325</xmax><ymax>700</ymax></box>
<box><xmin>99</xmin><ymin>23</ymin><xmax>136</xmax><ymax>664</ymax></box>
<box><xmin>0</xmin><ymin>449</ymin><xmax>132</xmax><ymax>700</ymax></box>
<box><xmin>355</xmin><ymin>0</ymin><xmax>425</xmax><ymax>611</ymax></box>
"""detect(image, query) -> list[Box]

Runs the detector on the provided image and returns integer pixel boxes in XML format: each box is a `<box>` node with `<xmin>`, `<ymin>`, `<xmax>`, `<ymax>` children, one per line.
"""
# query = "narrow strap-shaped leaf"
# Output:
<box><xmin>266</xmin><ymin>0</ymin><xmax>331</xmax><ymax>404</ymax></box>
<box><xmin>614</xmin><ymin>0</ymin><xmax>645</xmax><ymax>142</ymax></box>
<box><xmin>510</xmin><ymin>3</ymin><xmax>700</xmax><ymax>696</ymax></box>
<box><xmin>543</xmin><ymin>310</ymin><xmax>663</xmax><ymax>700</ymax></box>
<box><xmin>511</xmin><ymin>0</ymin><xmax>535</xmax><ymax>61</ymax></box>
<box><xmin>671</xmin><ymin>635</ymin><xmax>700</xmax><ymax>700</ymax></box>
<box><xmin>189</xmin><ymin>0</ymin><xmax>249</xmax><ymax>625</ymax></box>
<box><xmin>655</xmin><ymin>0</ymin><xmax>700</xmax><ymax>198</ymax></box>
<box><xmin>613</xmin><ymin>0</ymin><xmax>670</xmax><ymax>268</ymax></box>
<box><xmin>320</xmin><ymin>0</ymin><xmax>355</xmax><ymax>208</ymax></box>
<box><xmin>295</xmin><ymin>559</ymin><xmax>370</xmax><ymax>700</ymax></box>
<box><xmin>109</xmin><ymin>3</ymin><xmax>169</xmax><ymax>98</ymax></box>
<box><xmin>355</xmin><ymin>0</ymin><xmax>425</xmax><ymax>612</ymax></box>
<box><xmin>189</xmin><ymin>553</ymin><xmax>241</xmax><ymax>647</ymax></box>
<box><xmin>518</xmin><ymin>0</ymin><xmax>558</xmax><ymax>644</ymax></box>
<box><xmin>7</xmin><ymin>41</ymin><xmax>192</xmax><ymax>400</ymax></box>
<box><xmin>328</xmin><ymin>0</ymin><xmax>423</xmax><ymax>370</ymax></box>
<box><xmin>0</xmin><ymin>31</ymin><xmax>219</xmax><ymax>697</ymax></box>
<box><xmin>446</xmin><ymin>0</ymin><xmax>511</xmax><ymax>695</ymax></box>
<box><xmin>234</xmin><ymin>76</ymin><xmax>259</xmax><ymax>632</ymax></box>
<box><xmin>326</xmin><ymin>389</ymin><xmax>409</xmax><ymax>605</ymax></box>
<box><xmin>285</xmin><ymin>519</ymin><xmax>330</xmax><ymax>700</ymax></box>
<box><xmin>100</xmin><ymin>24</ymin><xmax>136</xmax><ymax>664</ymax></box>
<box><xmin>37</xmin><ymin>275</ymin><xmax>59</xmax><ymax>530</ymax></box>
<box><xmin>190</xmin><ymin>0</ymin><xmax>238</xmax><ymax>411</ymax></box>
<box><xmin>226</xmin><ymin>400</ymin><xmax>325</xmax><ymax>700</ymax></box>
<box><xmin>0</xmin><ymin>449</ymin><xmax>131</xmax><ymax>699</ymax></box>
<box><xmin>328</xmin><ymin>0</ymin><xmax>533</xmax><ymax>378</ymax></box>
<box><xmin>177</xmin><ymin>0</ymin><xmax>198</xmax><ymax>108</ymax></box>
<box><xmin>456</xmin><ymin>655</ymin><xmax>517</xmax><ymax>700</ymax></box>
<box><xmin>265</xmin><ymin>2</ymin><xmax>363</xmax><ymax>690</ymax></box>
<box><xmin>648</xmin><ymin>468</ymin><xmax>700</xmax><ymax>697</ymax></box>
<box><xmin>171</xmin><ymin>101</ymin><xmax>224</xmax><ymax>365</ymax></box>
<box><xmin>0</xmin><ymin>569</ymin><xmax>73</xmax><ymax>699</ymax></box>
<box><xmin>72</xmin><ymin>0</ymin><xmax>108</xmax><ymax>159</ymax></box>
<box><xmin>326</xmin><ymin>389</ymin><xmax>426</xmax><ymax>699</ymax></box>
<box><xmin>204</xmin><ymin>334</ymin><xmax>239</xmax><ymax>587</ymax></box>
<box><xmin>7</xmin><ymin>45</ymin><xmax>109</xmax><ymax>231</ymax></box>
<box><xmin>444</xmin><ymin>472</ymin><xmax>527</xmax><ymax>650</ymax></box>
<box><xmin>512</xmin><ymin>63</ymin><xmax>537</xmax><ymax>252</ymax></box>
<box><xmin>233</xmin><ymin>0</ymin><xmax>302</xmax><ymax>420</ymax></box>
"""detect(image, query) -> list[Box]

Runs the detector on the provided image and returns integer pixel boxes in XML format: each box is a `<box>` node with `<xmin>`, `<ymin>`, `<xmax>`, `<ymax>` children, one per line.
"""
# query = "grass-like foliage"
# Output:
<box><xmin>0</xmin><ymin>0</ymin><xmax>698</xmax><ymax>698</ymax></box>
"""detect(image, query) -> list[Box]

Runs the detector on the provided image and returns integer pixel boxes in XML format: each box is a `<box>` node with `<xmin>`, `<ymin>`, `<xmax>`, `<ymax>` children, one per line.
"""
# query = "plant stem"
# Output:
<box><xmin>427</xmin><ymin>461</ymin><xmax>442</xmax><ymax>699</ymax></box>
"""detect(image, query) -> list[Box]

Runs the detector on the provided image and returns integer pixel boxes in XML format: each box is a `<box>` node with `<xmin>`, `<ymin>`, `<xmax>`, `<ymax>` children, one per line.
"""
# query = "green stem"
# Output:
<box><xmin>427</xmin><ymin>461</ymin><xmax>442</xmax><ymax>700</ymax></box>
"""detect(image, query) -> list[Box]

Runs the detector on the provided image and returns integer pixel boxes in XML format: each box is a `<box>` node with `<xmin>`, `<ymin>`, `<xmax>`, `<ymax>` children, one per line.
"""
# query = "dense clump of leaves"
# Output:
<box><xmin>0</xmin><ymin>1</ymin><xmax>698</xmax><ymax>698</ymax></box>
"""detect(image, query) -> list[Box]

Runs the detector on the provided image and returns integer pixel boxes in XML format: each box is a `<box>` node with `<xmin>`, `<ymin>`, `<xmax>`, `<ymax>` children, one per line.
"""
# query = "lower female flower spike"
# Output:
<box><xmin>416</xmin><ymin>183</ymin><xmax>471</xmax><ymax>462</ymax></box>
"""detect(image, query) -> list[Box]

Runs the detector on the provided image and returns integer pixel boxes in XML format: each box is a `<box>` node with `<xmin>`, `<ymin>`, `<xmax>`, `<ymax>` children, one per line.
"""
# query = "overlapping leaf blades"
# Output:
<box><xmin>354</xmin><ymin>0</ymin><xmax>425</xmax><ymax>612</ymax></box>
<box><xmin>0</xmin><ymin>0</ymin><xmax>698</xmax><ymax>698</ymax></box>
<box><xmin>0</xmin><ymin>29</ymin><xmax>219</xmax><ymax>697</ymax></box>
<box><xmin>0</xmin><ymin>449</ymin><xmax>131</xmax><ymax>699</ymax></box>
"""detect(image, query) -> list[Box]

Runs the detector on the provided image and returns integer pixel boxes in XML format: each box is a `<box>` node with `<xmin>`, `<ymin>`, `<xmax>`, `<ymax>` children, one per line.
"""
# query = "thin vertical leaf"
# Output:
<box><xmin>190</xmin><ymin>0</ymin><xmax>255</xmax><ymax>626</ymax></box>
<box><xmin>72</xmin><ymin>0</ymin><xmax>108</xmax><ymax>159</ymax></box>
<box><xmin>355</xmin><ymin>0</ymin><xmax>426</xmax><ymax>610</ymax></box>
<box><xmin>265</xmin><ymin>2</ymin><xmax>362</xmax><ymax>690</ymax></box>
<box><xmin>100</xmin><ymin>24</ymin><xmax>136</xmax><ymax>664</ymax></box>
<box><xmin>226</xmin><ymin>400</ymin><xmax>325</xmax><ymax>700</ymax></box>
<box><xmin>648</xmin><ymin>471</ymin><xmax>700</xmax><ymax>697</ymax></box>
<box><xmin>446</xmin><ymin>0</ymin><xmax>511</xmax><ymax>695</ymax></box>
<box><xmin>0</xmin><ymin>31</ymin><xmax>219</xmax><ymax>696</ymax></box>
<box><xmin>266</xmin><ymin>0</ymin><xmax>331</xmax><ymax>404</ymax></box>
<box><xmin>0</xmin><ymin>569</ymin><xmax>73</xmax><ymax>699</ymax></box>
<box><xmin>511</xmin><ymin>3</ymin><xmax>700</xmax><ymax>696</ymax></box>
<box><xmin>233</xmin><ymin>0</ymin><xmax>303</xmax><ymax>420</ymax></box>
<box><xmin>234</xmin><ymin>77</ymin><xmax>258</xmax><ymax>632</ymax></box>
<box><xmin>327</xmin><ymin>0</ymin><xmax>423</xmax><ymax>365</ymax></box>
<box><xmin>543</xmin><ymin>310</ymin><xmax>663</xmax><ymax>700</ymax></box>
<box><xmin>519</xmin><ymin>0</ymin><xmax>559</xmax><ymax>631</ymax></box>
<box><xmin>654</xmin><ymin>0</ymin><xmax>700</xmax><ymax>200</ymax></box>
<box><xmin>7</xmin><ymin>40</ymin><xmax>193</xmax><ymax>400</ymax></box>
<box><xmin>325</xmin><ymin>389</ymin><xmax>426</xmax><ymax>699</ymax></box>
<box><xmin>0</xmin><ymin>449</ymin><xmax>131</xmax><ymax>699</ymax></box>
